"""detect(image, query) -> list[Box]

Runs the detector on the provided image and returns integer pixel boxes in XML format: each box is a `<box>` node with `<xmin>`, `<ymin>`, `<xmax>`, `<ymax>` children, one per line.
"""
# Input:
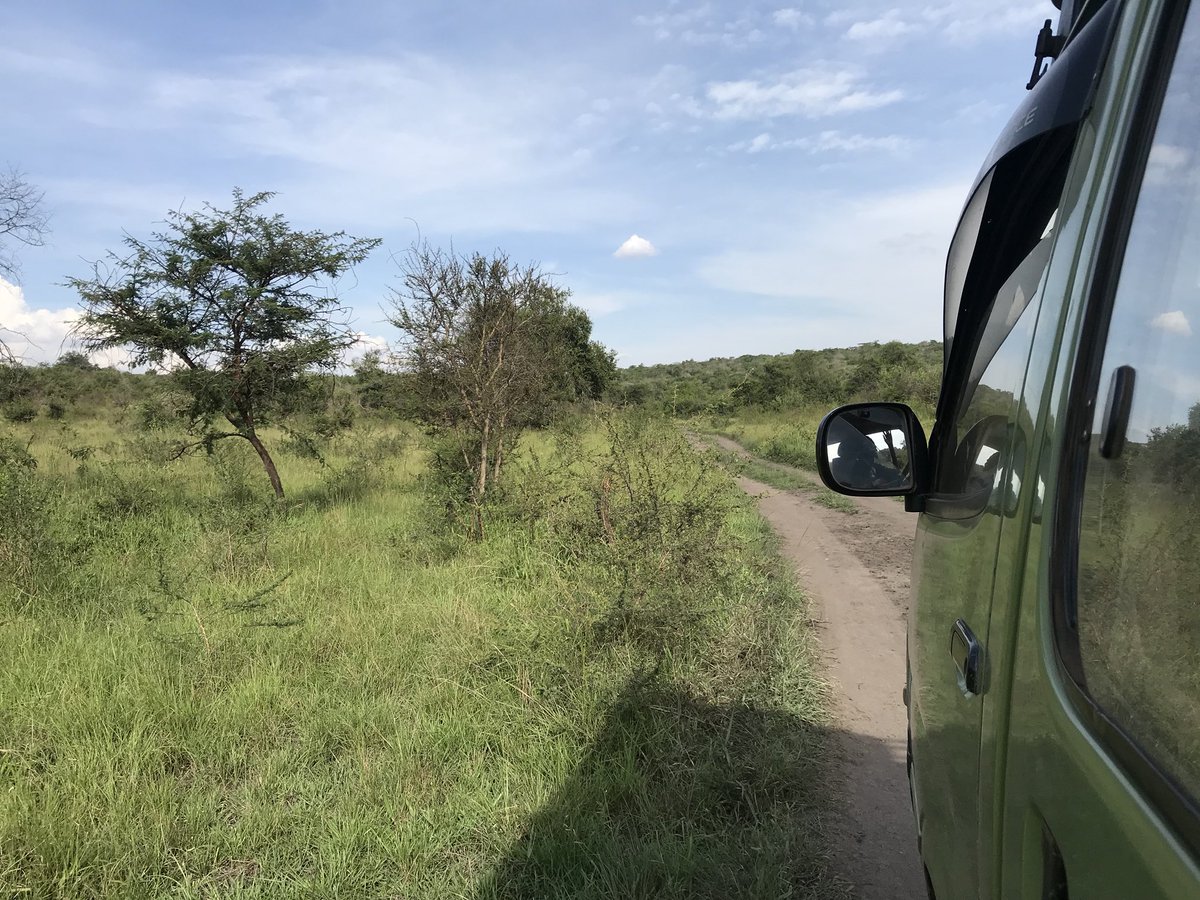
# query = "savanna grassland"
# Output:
<box><xmin>0</xmin><ymin>394</ymin><xmax>847</xmax><ymax>899</ymax></box>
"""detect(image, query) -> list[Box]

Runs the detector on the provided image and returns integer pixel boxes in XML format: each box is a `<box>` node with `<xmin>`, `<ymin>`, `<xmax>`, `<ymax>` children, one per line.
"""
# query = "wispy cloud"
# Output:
<box><xmin>727</xmin><ymin>130</ymin><xmax>912</xmax><ymax>155</ymax></box>
<box><xmin>830</xmin><ymin>2</ymin><xmax>1045</xmax><ymax>46</ymax></box>
<box><xmin>696</xmin><ymin>179</ymin><xmax>968</xmax><ymax>339</ymax></box>
<box><xmin>705</xmin><ymin>69</ymin><xmax>903</xmax><ymax>120</ymax></box>
<box><xmin>772</xmin><ymin>8</ymin><xmax>815</xmax><ymax>30</ymax></box>
<box><xmin>846</xmin><ymin>10</ymin><xmax>917</xmax><ymax>41</ymax></box>
<box><xmin>635</xmin><ymin>5</ymin><xmax>768</xmax><ymax>49</ymax></box>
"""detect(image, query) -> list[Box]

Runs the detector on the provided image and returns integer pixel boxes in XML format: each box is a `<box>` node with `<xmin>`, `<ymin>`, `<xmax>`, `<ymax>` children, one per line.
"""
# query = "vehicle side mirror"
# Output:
<box><xmin>815</xmin><ymin>403</ymin><xmax>929</xmax><ymax>506</ymax></box>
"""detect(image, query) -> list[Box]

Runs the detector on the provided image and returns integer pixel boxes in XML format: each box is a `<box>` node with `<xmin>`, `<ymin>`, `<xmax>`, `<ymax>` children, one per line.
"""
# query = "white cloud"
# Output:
<box><xmin>846</xmin><ymin>11</ymin><xmax>917</xmax><ymax>41</ymax></box>
<box><xmin>923</xmin><ymin>2</ymin><xmax>1046</xmax><ymax>41</ymax></box>
<box><xmin>772</xmin><ymin>8</ymin><xmax>814</xmax><ymax>29</ymax></box>
<box><xmin>728</xmin><ymin>130</ymin><xmax>912</xmax><ymax>155</ymax></box>
<box><xmin>1151</xmin><ymin>310</ymin><xmax>1193</xmax><ymax>337</ymax></box>
<box><xmin>705</xmin><ymin>69</ymin><xmax>903</xmax><ymax>120</ymax></box>
<box><xmin>0</xmin><ymin>278</ymin><xmax>81</xmax><ymax>364</ymax></box>
<box><xmin>827</xmin><ymin>3</ymin><xmax>1042</xmax><ymax>46</ymax></box>
<box><xmin>1146</xmin><ymin>143</ymin><xmax>1194</xmax><ymax>186</ymax></box>
<box><xmin>335</xmin><ymin>332</ymin><xmax>392</xmax><ymax>372</ymax></box>
<box><xmin>614</xmin><ymin>234</ymin><xmax>659</xmax><ymax>258</ymax></box>
<box><xmin>795</xmin><ymin>130</ymin><xmax>912</xmax><ymax>153</ymax></box>
<box><xmin>1149</xmin><ymin>144</ymin><xmax>1190</xmax><ymax>170</ymax></box>
<box><xmin>745</xmin><ymin>132</ymin><xmax>773</xmax><ymax>153</ymax></box>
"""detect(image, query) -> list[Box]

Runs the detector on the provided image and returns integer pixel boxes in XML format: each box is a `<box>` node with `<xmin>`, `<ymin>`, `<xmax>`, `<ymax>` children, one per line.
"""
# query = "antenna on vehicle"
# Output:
<box><xmin>1026</xmin><ymin>18</ymin><xmax>1068</xmax><ymax>90</ymax></box>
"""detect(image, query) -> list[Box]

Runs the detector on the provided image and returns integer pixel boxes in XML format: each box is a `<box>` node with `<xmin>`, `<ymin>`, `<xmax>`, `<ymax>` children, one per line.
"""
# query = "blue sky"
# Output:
<box><xmin>1</xmin><ymin>0</ymin><xmax>1052</xmax><ymax>366</ymax></box>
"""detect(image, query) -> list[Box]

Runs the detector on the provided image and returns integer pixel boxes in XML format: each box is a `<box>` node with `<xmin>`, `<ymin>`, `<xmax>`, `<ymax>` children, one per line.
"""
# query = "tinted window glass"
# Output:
<box><xmin>1076</xmin><ymin>5</ymin><xmax>1200</xmax><ymax>801</ymax></box>
<box><xmin>933</xmin><ymin>227</ymin><xmax>1053</xmax><ymax>507</ymax></box>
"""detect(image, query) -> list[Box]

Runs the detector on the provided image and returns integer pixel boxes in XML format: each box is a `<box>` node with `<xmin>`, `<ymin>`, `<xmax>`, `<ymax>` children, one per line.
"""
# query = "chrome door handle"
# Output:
<box><xmin>950</xmin><ymin>619</ymin><xmax>983</xmax><ymax>696</ymax></box>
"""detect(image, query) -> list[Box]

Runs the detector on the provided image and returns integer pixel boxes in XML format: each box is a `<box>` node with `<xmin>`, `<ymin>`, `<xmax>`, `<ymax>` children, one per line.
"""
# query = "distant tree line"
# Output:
<box><xmin>615</xmin><ymin>340</ymin><xmax>942</xmax><ymax>416</ymax></box>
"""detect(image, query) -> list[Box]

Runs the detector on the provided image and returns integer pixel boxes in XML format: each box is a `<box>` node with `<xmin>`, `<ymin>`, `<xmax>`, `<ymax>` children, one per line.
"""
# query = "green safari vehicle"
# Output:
<box><xmin>815</xmin><ymin>0</ymin><xmax>1200</xmax><ymax>896</ymax></box>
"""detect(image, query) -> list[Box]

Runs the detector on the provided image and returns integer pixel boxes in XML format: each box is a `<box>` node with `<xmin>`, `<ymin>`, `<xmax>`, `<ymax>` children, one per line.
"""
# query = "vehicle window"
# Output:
<box><xmin>944</xmin><ymin>169</ymin><xmax>994</xmax><ymax>351</ymax></box>
<box><xmin>1075</xmin><ymin>3</ymin><xmax>1200</xmax><ymax>803</ymax></box>
<box><xmin>931</xmin><ymin>215</ymin><xmax>1055</xmax><ymax>509</ymax></box>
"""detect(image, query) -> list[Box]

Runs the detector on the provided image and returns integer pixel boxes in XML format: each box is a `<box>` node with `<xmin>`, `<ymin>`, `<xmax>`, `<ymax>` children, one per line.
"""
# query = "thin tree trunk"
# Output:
<box><xmin>477</xmin><ymin>417</ymin><xmax>491</xmax><ymax>501</ymax></box>
<box><xmin>491</xmin><ymin>415</ymin><xmax>510</xmax><ymax>485</ymax></box>
<box><xmin>244</xmin><ymin>427</ymin><xmax>285</xmax><ymax>500</ymax></box>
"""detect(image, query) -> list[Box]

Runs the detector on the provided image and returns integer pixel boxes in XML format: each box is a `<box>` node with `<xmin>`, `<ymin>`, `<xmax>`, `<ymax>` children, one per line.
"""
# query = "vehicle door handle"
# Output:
<box><xmin>950</xmin><ymin>619</ymin><xmax>983</xmax><ymax>696</ymax></box>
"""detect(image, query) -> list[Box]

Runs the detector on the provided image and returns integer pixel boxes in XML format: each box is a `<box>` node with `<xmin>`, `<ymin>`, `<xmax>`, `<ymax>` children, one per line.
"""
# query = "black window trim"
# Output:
<box><xmin>1051</xmin><ymin>0</ymin><xmax>1200</xmax><ymax>858</ymax></box>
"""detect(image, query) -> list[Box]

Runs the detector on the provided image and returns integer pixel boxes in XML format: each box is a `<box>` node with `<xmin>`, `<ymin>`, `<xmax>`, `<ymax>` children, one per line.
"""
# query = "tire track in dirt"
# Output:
<box><xmin>705</xmin><ymin>435</ymin><xmax>926</xmax><ymax>898</ymax></box>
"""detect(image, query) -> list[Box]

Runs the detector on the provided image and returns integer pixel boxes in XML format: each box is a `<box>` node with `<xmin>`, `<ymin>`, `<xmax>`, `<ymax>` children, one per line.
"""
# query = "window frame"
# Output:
<box><xmin>925</xmin><ymin>144</ymin><xmax>1070</xmax><ymax>522</ymax></box>
<box><xmin>1050</xmin><ymin>0</ymin><xmax>1200</xmax><ymax>857</ymax></box>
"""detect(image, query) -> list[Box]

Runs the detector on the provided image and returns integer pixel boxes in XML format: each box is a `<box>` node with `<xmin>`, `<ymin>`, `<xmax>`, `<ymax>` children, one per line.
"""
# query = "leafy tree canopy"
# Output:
<box><xmin>69</xmin><ymin>189</ymin><xmax>381</xmax><ymax>498</ymax></box>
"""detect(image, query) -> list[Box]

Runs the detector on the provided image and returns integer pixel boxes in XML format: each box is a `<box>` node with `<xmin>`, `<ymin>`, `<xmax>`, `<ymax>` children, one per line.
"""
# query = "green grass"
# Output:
<box><xmin>0</xmin><ymin>412</ymin><xmax>847</xmax><ymax>899</ymax></box>
<box><xmin>812</xmin><ymin>490</ymin><xmax>859</xmax><ymax>514</ymax></box>
<box><xmin>705</xmin><ymin>438</ymin><xmax>859</xmax><ymax>516</ymax></box>
<box><xmin>708</xmin><ymin>408</ymin><xmax>825</xmax><ymax>472</ymax></box>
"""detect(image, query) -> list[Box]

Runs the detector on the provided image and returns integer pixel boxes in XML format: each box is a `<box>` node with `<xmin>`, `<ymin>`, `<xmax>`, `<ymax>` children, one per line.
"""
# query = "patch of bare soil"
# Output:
<box><xmin>705</xmin><ymin>434</ymin><xmax>925</xmax><ymax>898</ymax></box>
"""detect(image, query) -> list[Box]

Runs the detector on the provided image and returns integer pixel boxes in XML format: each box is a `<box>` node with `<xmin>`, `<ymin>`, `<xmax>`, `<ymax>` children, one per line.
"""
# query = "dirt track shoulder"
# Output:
<box><xmin>707</xmin><ymin>435</ymin><xmax>925</xmax><ymax>898</ymax></box>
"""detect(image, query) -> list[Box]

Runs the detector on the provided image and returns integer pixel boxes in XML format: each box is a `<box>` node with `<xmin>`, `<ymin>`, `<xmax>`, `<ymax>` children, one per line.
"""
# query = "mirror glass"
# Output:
<box><xmin>823</xmin><ymin>406</ymin><xmax>914</xmax><ymax>493</ymax></box>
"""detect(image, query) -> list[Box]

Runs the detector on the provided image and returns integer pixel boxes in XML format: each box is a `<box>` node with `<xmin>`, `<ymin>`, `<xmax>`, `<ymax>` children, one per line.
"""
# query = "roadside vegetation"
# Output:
<box><xmin>0</xmin><ymin>189</ymin><xmax>850</xmax><ymax>899</ymax></box>
<box><xmin>707</xmin><ymin>444</ymin><xmax>858</xmax><ymax>514</ymax></box>
<box><xmin>0</xmin><ymin>404</ymin><xmax>844</xmax><ymax>898</ymax></box>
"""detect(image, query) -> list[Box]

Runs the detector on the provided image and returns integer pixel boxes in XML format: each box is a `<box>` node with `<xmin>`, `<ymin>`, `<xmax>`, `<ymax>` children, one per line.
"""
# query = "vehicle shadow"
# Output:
<box><xmin>473</xmin><ymin>673</ymin><xmax>908</xmax><ymax>899</ymax></box>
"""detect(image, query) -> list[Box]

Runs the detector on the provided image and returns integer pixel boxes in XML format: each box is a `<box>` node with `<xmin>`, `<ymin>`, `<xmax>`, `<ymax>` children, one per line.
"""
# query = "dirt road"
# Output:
<box><xmin>709</xmin><ymin>436</ymin><xmax>926</xmax><ymax>898</ymax></box>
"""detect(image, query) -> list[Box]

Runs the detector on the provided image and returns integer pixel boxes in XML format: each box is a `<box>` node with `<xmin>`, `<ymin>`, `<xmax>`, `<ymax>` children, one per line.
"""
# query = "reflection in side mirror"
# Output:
<box><xmin>815</xmin><ymin>403</ymin><xmax>928</xmax><ymax>498</ymax></box>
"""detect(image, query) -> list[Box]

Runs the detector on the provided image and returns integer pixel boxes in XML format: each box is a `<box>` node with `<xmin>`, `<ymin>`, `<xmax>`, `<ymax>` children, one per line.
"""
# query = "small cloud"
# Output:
<box><xmin>1149</xmin><ymin>143</ymin><xmax>1189</xmax><ymax>170</ymax></box>
<box><xmin>614</xmin><ymin>234</ymin><xmax>659</xmax><ymax>259</ymax></box>
<box><xmin>1146</xmin><ymin>143</ymin><xmax>1193</xmax><ymax>186</ymax></box>
<box><xmin>727</xmin><ymin>132</ymin><xmax>777</xmax><ymax>154</ymax></box>
<box><xmin>1151</xmin><ymin>310</ymin><xmax>1192</xmax><ymax>337</ymax></box>
<box><xmin>747</xmin><ymin>132</ymin><xmax>772</xmax><ymax>153</ymax></box>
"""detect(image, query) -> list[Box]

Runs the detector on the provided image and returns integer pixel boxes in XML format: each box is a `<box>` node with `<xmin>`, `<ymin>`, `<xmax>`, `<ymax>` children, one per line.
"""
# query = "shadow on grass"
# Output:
<box><xmin>288</xmin><ymin>464</ymin><xmax>378</xmax><ymax>512</ymax></box>
<box><xmin>474</xmin><ymin>674</ymin><xmax>899</xmax><ymax>899</ymax></box>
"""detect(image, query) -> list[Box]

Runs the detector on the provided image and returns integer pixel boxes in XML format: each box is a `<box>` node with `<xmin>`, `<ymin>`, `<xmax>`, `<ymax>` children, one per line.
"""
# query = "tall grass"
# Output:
<box><xmin>0</xmin><ymin>411</ymin><xmax>845</xmax><ymax>898</ymax></box>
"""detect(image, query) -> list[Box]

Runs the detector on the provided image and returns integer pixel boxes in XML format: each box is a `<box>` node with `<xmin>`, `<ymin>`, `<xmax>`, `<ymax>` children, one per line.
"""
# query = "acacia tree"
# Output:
<box><xmin>386</xmin><ymin>242</ymin><xmax>613</xmax><ymax>534</ymax></box>
<box><xmin>69</xmin><ymin>189</ymin><xmax>380</xmax><ymax>499</ymax></box>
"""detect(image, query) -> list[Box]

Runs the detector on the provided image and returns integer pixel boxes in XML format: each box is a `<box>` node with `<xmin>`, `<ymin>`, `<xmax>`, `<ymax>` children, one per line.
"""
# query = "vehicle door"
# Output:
<box><xmin>998</xmin><ymin>0</ymin><xmax>1200</xmax><ymax>895</ymax></box>
<box><xmin>910</xmin><ymin>163</ymin><xmax>1064</xmax><ymax>900</ymax></box>
<box><xmin>908</xmin><ymin>5</ymin><xmax>1123</xmax><ymax>895</ymax></box>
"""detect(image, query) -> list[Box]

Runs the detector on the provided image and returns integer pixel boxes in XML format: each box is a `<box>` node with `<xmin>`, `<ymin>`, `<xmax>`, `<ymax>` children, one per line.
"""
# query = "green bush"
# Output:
<box><xmin>503</xmin><ymin>411</ymin><xmax>741</xmax><ymax>649</ymax></box>
<box><xmin>134</xmin><ymin>390</ymin><xmax>192</xmax><ymax>431</ymax></box>
<box><xmin>3</xmin><ymin>400</ymin><xmax>37</xmax><ymax>423</ymax></box>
